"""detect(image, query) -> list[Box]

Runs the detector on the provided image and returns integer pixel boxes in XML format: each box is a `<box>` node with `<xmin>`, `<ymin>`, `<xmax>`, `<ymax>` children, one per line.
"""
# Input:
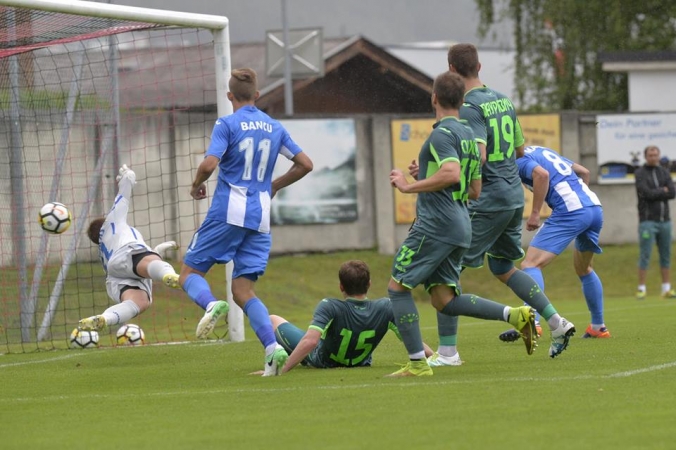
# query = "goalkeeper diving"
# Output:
<box><xmin>78</xmin><ymin>165</ymin><xmax>181</xmax><ymax>332</ymax></box>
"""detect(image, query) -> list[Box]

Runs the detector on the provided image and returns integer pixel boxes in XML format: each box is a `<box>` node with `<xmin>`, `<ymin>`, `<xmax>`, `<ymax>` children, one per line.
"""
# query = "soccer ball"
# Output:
<box><xmin>116</xmin><ymin>324</ymin><xmax>145</xmax><ymax>346</ymax></box>
<box><xmin>39</xmin><ymin>202</ymin><xmax>72</xmax><ymax>234</ymax></box>
<box><xmin>69</xmin><ymin>328</ymin><xmax>99</xmax><ymax>349</ymax></box>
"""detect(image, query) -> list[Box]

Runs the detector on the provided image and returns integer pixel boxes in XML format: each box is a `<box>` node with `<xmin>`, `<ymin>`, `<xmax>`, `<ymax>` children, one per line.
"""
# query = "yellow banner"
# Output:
<box><xmin>390</xmin><ymin>115</ymin><xmax>560</xmax><ymax>224</ymax></box>
<box><xmin>391</xmin><ymin>119</ymin><xmax>435</xmax><ymax>224</ymax></box>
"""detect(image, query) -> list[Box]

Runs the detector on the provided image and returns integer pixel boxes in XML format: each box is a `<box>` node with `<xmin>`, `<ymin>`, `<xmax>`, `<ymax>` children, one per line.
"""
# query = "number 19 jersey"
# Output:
<box><xmin>205</xmin><ymin>105</ymin><xmax>303</xmax><ymax>233</ymax></box>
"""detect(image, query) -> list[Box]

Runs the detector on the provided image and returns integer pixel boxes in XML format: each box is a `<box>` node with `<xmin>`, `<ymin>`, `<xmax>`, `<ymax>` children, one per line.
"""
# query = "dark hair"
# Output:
<box><xmin>433</xmin><ymin>72</ymin><xmax>465</xmax><ymax>109</ymax></box>
<box><xmin>644</xmin><ymin>145</ymin><xmax>660</xmax><ymax>158</ymax></box>
<box><xmin>87</xmin><ymin>217</ymin><xmax>105</xmax><ymax>244</ymax></box>
<box><xmin>447</xmin><ymin>43</ymin><xmax>480</xmax><ymax>78</ymax></box>
<box><xmin>338</xmin><ymin>260</ymin><xmax>370</xmax><ymax>296</ymax></box>
<box><xmin>229</xmin><ymin>68</ymin><xmax>258</xmax><ymax>101</ymax></box>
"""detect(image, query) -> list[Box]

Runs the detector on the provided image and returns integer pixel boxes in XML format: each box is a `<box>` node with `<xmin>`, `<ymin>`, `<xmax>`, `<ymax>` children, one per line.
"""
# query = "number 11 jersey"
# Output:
<box><xmin>205</xmin><ymin>105</ymin><xmax>303</xmax><ymax>233</ymax></box>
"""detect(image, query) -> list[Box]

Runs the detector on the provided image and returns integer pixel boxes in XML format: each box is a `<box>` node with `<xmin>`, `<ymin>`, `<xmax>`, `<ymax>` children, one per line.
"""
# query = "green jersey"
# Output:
<box><xmin>460</xmin><ymin>86</ymin><xmax>525</xmax><ymax>212</ymax></box>
<box><xmin>306</xmin><ymin>297</ymin><xmax>399</xmax><ymax>368</ymax></box>
<box><xmin>413</xmin><ymin>116</ymin><xmax>481</xmax><ymax>247</ymax></box>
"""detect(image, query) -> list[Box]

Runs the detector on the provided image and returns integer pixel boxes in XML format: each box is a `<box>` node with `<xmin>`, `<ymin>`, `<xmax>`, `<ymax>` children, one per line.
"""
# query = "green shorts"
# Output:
<box><xmin>391</xmin><ymin>229</ymin><xmax>465</xmax><ymax>293</ymax></box>
<box><xmin>462</xmin><ymin>207</ymin><xmax>525</xmax><ymax>268</ymax></box>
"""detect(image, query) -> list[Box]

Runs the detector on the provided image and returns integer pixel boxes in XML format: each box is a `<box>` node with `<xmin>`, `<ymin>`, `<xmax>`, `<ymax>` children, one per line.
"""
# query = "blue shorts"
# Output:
<box><xmin>183</xmin><ymin>219</ymin><xmax>271</xmax><ymax>279</ymax></box>
<box><xmin>530</xmin><ymin>206</ymin><xmax>603</xmax><ymax>255</ymax></box>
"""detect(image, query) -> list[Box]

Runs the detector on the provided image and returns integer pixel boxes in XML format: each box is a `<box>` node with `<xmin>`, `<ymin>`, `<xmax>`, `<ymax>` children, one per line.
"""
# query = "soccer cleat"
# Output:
<box><xmin>507</xmin><ymin>306</ymin><xmax>537</xmax><ymax>355</ymax></box>
<box><xmin>427</xmin><ymin>352</ymin><xmax>462</xmax><ymax>367</ymax></box>
<box><xmin>386</xmin><ymin>360</ymin><xmax>433</xmax><ymax>377</ymax></box>
<box><xmin>262</xmin><ymin>345</ymin><xmax>289</xmax><ymax>377</ymax></box>
<box><xmin>162</xmin><ymin>273</ymin><xmax>180</xmax><ymax>289</ymax></box>
<box><xmin>582</xmin><ymin>325</ymin><xmax>611</xmax><ymax>339</ymax></box>
<box><xmin>549</xmin><ymin>318</ymin><xmax>576</xmax><ymax>358</ymax></box>
<box><xmin>636</xmin><ymin>290</ymin><xmax>646</xmax><ymax>300</ymax></box>
<box><xmin>78</xmin><ymin>315</ymin><xmax>107</xmax><ymax>332</ymax></box>
<box><xmin>661</xmin><ymin>289</ymin><xmax>676</xmax><ymax>299</ymax></box>
<box><xmin>195</xmin><ymin>300</ymin><xmax>229</xmax><ymax>339</ymax></box>
<box><xmin>498</xmin><ymin>323</ymin><xmax>543</xmax><ymax>343</ymax></box>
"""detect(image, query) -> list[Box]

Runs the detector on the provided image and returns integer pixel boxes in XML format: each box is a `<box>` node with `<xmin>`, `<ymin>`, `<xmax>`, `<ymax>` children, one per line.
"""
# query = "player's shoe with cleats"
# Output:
<box><xmin>582</xmin><ymin>325</ymin><xmax>611</xmax><ymax>338</ymax></box>
<box><xmin>507</xmin><ymin>306</ymin><xmax>537</xmax><ymax>355</ymax></box>
<box><xmin>162</xmin><ymin>273</ymin><xmax>180</xmax><ymax>289</ymax></box>
<box><xmin>78</xmin><ymin>315</ymin><xmax>106</xmax><ymax>331</ymax></box>
<box><xmin>549</xmin><ymin>318</ymin><xmax>576</xmax><ymax>358</ymax></box>
<box><xmin>262</xmin><ymin>345</ymin><xmax>289</xmax><ymax>376</ymax></box>
<box><xmin>498</xmin><ymin>322</ymin><xmax>543</xmax><ymax>343</ymax></box>
<box><xmin>636</xmin><ymin>290</ymin><xmax>646</xmax><ymax>300</ymax></box>
<box><xmin>427</xmin><ymin>352</ymin><xmax>462</xmax><ymax>367</ymax></box>
<box><xmin>386</xmin><ymin>360</ymin><xmax>433</xmax><ymax>377</ymax></box>
<box><xmin>661</xmin><ymin>289</ymin><xmax>676</xmax><ymax>299</ymax></box>
<box><xmin>195</xmin><ymin>300</ymin><xmax>229</xmax><ymax>339</ymax></box>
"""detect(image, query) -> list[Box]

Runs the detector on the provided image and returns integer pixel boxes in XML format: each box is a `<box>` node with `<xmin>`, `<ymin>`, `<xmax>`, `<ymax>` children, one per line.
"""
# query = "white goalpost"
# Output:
<box><xmin>0</xmin><ymin>0</ymin><xmax>244</xmax><ymax>351</ymax></box>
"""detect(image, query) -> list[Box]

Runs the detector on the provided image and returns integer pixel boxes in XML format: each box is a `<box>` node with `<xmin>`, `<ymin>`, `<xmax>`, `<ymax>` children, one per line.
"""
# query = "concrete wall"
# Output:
<box><xmin>3</xmin><ymin>110</ymin><xmax>672</xmax><ymax>269</ymax></box>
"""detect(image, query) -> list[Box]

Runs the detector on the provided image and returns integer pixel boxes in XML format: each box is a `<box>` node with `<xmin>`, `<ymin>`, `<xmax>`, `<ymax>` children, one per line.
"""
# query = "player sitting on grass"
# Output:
<box><xmin>79</xmin><ymin>165</ymin><xmax>181</xmax><ymax>332</ymax></box>
<box><xmin>268</xmin><ymin>260</ymin><xmax>434</xmax><ymax>374</ymax></box>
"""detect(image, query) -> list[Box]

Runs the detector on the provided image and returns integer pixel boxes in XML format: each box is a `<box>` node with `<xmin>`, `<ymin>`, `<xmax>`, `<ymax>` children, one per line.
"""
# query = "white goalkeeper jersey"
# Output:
<box><xmin>98</xmin><ymin>175</ymin><xmax>151</xmax><ymax>272</ymax></box>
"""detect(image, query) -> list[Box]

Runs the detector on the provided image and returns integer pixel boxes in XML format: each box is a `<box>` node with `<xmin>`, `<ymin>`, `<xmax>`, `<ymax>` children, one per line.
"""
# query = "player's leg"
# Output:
<box><xmin>233</xmin><ymin>231</ymin><xmax>288</xmax><ymax>376</ymax></box>
<box><xmin>386</xmin><ymin>230</ymin><xmax>436</xmax><ymax>377</ymax></box>
<box><xmin>270</xmin><ymin>315</ymin><xmax>304</xmax><ymax>356</ymax></box>
<box><xmin>655</xmin><ymin>221</ymin><xmax>674</xmax><ymax>297</ymax></box>
<box><xmin>134</xmin><ymin>252</ymin><xmax>180</xmax><ymax>289</ymax></box>
<box><xmin>180</xmin><ymin>220</ymin><xmax>240</xmax><ymax>338</ymax></box>
<box><xmin>79</xmin><ymin>280</ymin><xmax>151</xmax><ymax>331</ymax></box>
<box><xmin>637</xmin><ymin>221</ymin><xmax>655</xmax><ymax>298</ymax></box>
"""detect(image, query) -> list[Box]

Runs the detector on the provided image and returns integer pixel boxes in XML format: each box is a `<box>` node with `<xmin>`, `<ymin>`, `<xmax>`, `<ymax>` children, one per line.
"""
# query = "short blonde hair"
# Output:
<box><xmin>229</xmin><ymin>68</ymin><xmax>257</xmax><ymax>101</ymax></box>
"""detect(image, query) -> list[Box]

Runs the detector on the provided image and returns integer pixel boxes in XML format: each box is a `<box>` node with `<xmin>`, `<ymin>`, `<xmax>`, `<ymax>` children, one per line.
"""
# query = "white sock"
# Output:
<box><xmin>265</xmin><ymin>343</ymin><xmax>278</xmax><ymax>357</ymax></box>
<box><xmin>147</xmin><ymin>260</ymin><xmax>177</xmax><ymax>281</ymax></box>
<box><xmin>638</xmin><ymin>285</ymin><xmax>646</xmax><ymax>293</ymax></box>
<box><xmin>437</xmin><ymin>346</ymin><xmax>457</xmax><ymax>357</ymax></box>
<box><xmin>547</xmin><ymin>314</ymin><xmax>562</xmax><ymax>330</ymax></box>
<box><xmin>102</xmin><ymin>300</ymin><xmax>140</xmax><ymax>326</ymax></box>
<box><xmin>205</xmin><ymin>301</ymin><xmax>218</xmax><ymax>312</ymax></box>
<box><xmin>408</xmin><ymin>351</ymin><xmax>426</xmax><ymax>360</ymax></box>
<box><xmin>502</xmin><ymin>306</ymin><xmax>510</xmax><ymax>322</ymax></box>
<box><xmin>662</xmin><ymin>283</ymin><xmax>671</xmax><ymax>294</ymax></box>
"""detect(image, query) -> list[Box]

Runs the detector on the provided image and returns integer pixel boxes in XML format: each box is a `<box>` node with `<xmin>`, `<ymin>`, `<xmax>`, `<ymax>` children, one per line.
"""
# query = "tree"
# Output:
<box><xmin>475</xmin><ymin>0</ymin><xmax>676</xmax><ymax>111</ymax></box>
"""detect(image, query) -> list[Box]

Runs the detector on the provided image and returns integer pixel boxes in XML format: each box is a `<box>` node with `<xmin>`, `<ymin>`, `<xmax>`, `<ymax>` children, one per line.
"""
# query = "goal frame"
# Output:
<box><xmin>0</xmin><ymin>0</ymin><xmax>244</xmax><ymax>343</ymax></box>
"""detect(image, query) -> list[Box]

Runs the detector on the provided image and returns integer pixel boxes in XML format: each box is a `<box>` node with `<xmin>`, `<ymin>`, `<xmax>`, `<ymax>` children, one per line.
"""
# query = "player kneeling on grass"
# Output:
<box><xmin>79</xmin><ymin>165</ymin><xmax>181</xmax><ymax>332</ymax></box>
<box><xmin>265</xmin><ymin>260</ymin><xmax>433</xmax><ymax>374</ymax></box>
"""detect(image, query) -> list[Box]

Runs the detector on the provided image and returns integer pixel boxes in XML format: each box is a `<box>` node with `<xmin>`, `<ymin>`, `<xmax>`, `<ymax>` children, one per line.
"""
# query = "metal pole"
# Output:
<box><xmin>281</xmin><ymin>0</ymin><xmax>294</xmax><ymax>116</ymax></box>
<box><xmin>27</xmin><ymin>46</ymin><xmax>85</xmax><ymax>335</ymax></box>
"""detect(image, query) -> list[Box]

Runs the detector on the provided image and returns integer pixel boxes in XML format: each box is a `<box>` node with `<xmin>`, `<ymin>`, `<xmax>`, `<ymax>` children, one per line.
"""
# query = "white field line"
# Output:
<box><xmin>2</xmin><ymin>361</ymin><xmax>675</xmax><ymax>403</ymax></box>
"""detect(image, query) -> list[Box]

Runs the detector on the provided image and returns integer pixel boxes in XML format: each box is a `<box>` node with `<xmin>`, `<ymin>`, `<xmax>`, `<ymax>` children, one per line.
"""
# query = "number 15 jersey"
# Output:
<box><xmin>205</xmin><ymin>105</ymin><xmax>303</xmax><ymax>234</ymax></box>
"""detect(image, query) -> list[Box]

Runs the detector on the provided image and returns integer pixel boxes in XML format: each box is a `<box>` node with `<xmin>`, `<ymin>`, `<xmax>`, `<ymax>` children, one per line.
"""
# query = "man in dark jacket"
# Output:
<box><xmin>635</xmin><ymin>145</ymin><xmax>676</xmax><ymax>299</ymax></box>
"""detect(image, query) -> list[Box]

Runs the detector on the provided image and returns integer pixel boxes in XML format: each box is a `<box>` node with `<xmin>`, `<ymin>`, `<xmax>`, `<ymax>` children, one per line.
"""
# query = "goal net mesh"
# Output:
<box><xmin>0</xmin><ymin>4</ymin><xmax>229</xmax><ymax>352</ymax></box>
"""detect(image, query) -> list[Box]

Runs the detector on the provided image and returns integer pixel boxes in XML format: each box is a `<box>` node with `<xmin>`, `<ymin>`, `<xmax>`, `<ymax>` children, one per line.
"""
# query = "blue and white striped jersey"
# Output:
<box><xmin>98</xmin><ymin>174</ymin><xmax>150</xmax><ymax>272</ymax></box>
<box><xmin>517</xmin><ymin>146</ymin><xmax>601</xmax><ymax>213</ymax></box>
<box><xmin>205</xmin><ymin>105</ymin><xmax>303</xmax><ymax>233</ymax></box>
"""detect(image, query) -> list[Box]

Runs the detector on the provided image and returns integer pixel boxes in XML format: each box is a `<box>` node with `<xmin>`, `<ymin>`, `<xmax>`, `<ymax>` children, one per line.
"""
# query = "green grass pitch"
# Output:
<box><xmin>2</xmin><ymin>245</ymin><xmax>675</xmax><ymax>449</ymax></box>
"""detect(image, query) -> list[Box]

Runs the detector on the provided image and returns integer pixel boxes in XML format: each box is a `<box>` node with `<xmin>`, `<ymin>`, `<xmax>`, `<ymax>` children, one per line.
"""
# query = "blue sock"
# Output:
<box><xmin>580</xmin><ymin>270</ymin><xmax>604</xmax><ymax>325</ymax></box>
<box><xmin>183</xmin><ymin>274</ymin><xmax>217</xmax><ymax>310</ymax></box>
<box><xmin>242</xmin><ymin>298</ymin><xmax>276</xmax><ymax>348</ymax></box>
<box><xmin>520</xmin><ymin>267</ymin><xmax>544</xmax><ymax>323</ymax></box>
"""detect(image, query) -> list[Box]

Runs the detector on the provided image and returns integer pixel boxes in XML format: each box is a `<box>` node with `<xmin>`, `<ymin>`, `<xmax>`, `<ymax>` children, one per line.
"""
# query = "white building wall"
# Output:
<box><xmin>629</xmin><ymin>71</ymin><xmax>676</xmax><ymax>112</ymax></box>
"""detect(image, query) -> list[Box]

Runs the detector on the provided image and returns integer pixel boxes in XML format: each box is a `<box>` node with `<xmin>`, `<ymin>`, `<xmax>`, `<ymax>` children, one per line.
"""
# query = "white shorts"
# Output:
<box><xmin>105</xmin><ymin>244</ymin><xmax>156</xmax><ymax>303</ymax></box>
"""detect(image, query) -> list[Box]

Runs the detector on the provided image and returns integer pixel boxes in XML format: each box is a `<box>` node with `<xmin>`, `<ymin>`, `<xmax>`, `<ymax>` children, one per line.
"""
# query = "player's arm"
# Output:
<box><xmin>107</xmin><ymin>165</ymin><xmax>136</xmax><ymax>224</ymax></box>
<box><xmin>514</xmin><ymin>118</ymin><xmax>525</xmax><ymax>159</ymax></box>
<box><xmin>571</xmin><ymin>162</ymin><xmax>590</xmax><ymax>185</ymax></box>
<box><xmin>519</xmin><ymin>159</ymin><xmax>549</xmax><ymax>231</ymax></box>
<box><xmin>281</xmin><ymin>328</ymin><xmax>321</xmax><ymax>373</ymax></box>
<box><xmin>468</xmin><ymin>177</ymin><xmax>482</xmax><ymax>200</ymax></box>
<box><xmin>271</xmin><ymin>151</ymin><xmax>313</xmax><ymax>198</ymax></box>
<box><xmin>190</xmin><ymin>156</ymin><xmax>219</xmax><ymax>200</ymax></box>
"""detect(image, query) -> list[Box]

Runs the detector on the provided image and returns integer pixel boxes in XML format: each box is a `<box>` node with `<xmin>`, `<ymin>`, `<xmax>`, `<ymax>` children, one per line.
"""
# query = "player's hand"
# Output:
<box><xmin>526</xmin><ymin>213</ymin><xmax>541</xmax><ymax>231</ymax></box>
<box><xmin>116</xmin><ymin>164</ymin><xmax>136</xmax><ymax>184</ymax></box>
<box><xmin>390</xmin><ymin>169</ymin><xmax>409</xmax><ymax>193</ymax></box>
<box><xmin>408</xmin><ymin>160</ymin><xmax>419</xmax><ymax>179</ymax></box>
<box><xmin>190</xmin><ymin>183</ymin><xmax>207</xmax><ymax>200</ymax></box>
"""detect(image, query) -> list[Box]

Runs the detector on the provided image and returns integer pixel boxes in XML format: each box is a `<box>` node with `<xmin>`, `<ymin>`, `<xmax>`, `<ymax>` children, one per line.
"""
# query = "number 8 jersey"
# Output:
<box><xmin>518</xmin><ymin>145</ymin><xmax>601</xmax><ymax>213</ymax></box>
<box><xmin>205</xmin><ymin>105</ymin><xmax>303</xmax><ymax>233</ymax></box>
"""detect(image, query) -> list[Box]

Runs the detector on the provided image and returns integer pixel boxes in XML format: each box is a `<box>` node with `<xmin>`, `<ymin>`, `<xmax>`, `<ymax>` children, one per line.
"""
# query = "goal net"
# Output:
<box><xmin>0</xmin><ymin>0</ymin><xmax>243</xmax><ymax>353</ymax></box>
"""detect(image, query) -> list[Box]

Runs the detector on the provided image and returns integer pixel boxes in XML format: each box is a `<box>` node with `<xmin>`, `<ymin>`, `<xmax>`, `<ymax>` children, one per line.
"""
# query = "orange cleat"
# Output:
<box><xmin>582</xmin><ymin>324</ymin><xmax>611</xmax><ymax>338</ymax></box>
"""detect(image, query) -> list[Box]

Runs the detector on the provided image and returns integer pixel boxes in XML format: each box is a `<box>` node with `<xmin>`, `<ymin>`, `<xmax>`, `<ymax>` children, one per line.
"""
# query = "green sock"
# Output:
<box><xmin>440</xmin><ymin>293</ymin><xmax>506</xmax><ymax>321</ymax></box>
<box><xmin>506</xmin><ymin>270</ymin><xmax>558</xmax><ymax>320</ymax></box>
<box><xmin>388</xmin><ymin>289</ymin><xmax>425</xmax><ymax>356</ymax></box>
